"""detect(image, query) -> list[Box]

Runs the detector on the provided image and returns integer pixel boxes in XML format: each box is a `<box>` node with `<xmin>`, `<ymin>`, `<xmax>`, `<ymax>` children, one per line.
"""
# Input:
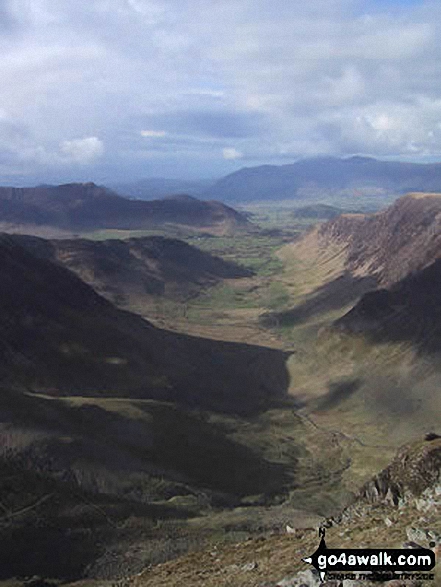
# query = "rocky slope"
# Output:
<box><xmin>273</xmin><ymin>193</ymin><xmax>441</xmax><ymax>333</ymax></box>
<box><xmin>358</xmin><ymin>436</ymin><xmax>441</xmax><ymax>506</ymax></box>
<box><xmin>311</xmin><ymin>193</ymin><xmax>441</xmax><ymax>287</ymax></box>
<box><xmin>126</xmin><ymin>436</ymin><xmax>441</xmax><ymax>587</ymax></box>
<box><xmin>0</xmin><ymin>184</ymin><xmax>250</xmax><ymax>233</ymax></box>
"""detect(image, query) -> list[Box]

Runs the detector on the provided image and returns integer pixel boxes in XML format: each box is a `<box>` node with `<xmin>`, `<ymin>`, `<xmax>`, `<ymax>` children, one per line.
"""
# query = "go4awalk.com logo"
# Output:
<box><xmin>302</xmin><ymin>528</ymin><xmax>436</xmax><ymax>582</ymax></box>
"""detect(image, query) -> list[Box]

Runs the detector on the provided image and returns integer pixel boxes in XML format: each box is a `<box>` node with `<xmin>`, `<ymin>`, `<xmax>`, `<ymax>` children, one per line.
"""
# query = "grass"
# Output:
<box><xmin>184</xmin><ymin>234</ymin><xmax>290</xmax><ymax>276</ymax></box>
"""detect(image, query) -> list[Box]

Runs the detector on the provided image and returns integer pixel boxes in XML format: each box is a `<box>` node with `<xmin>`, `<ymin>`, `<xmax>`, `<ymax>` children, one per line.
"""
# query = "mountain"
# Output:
<box><xmin>0</xmin><ymin>183</ymin><xmax>250</xmax><ymax>233</ymax></box>
<box><xmin>0</xmin><ymin>233</ymin><xmax>288</xmax><ymax>413</ymax></box>
<box><xmin>321</xmin><ymin>192</ymin><xmax>441</xmax><ymax>374</ymax></box>
<box><xmin>206</xmin><ymin>156</ymin><xmax>441</xmax><ymax>202</ymax></box>
<box><xmin>284</xmin><ymin>192</ymin><xmax>441</xmax><ymax>289</ymax></box>
<box><xmin>265</xmin><ymin>193</ymin><xmax>441</xmax><ymax>442</ymax></box>
<box><xmin>13</xmin><ymin>234</ymin><xmax>252</xmax><ymax>311</ymax></box>
<box><xmin>112</xmin><ymin>177</ymin><xmax>215</xmax><ymax>200</ymax></box>
<box><xmin>264</xmin><ymin>193</ymin><xmax>441</xmax><ymax>337</ymax></box>
<box><xmin>315</xmin><ymin>192</ymin><xmax>441</xmax><ymax>287</ymax></box>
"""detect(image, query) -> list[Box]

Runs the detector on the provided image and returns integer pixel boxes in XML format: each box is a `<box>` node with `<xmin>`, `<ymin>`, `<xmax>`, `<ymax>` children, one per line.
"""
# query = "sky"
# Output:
<box><xmin>0</xmin><ymin>0</ymin><xmax>440</xmax><ymax>184</ymax></box>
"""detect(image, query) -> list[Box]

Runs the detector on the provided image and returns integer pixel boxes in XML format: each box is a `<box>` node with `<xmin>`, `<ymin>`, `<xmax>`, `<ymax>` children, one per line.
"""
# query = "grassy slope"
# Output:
<box><xmin>262</xmin><ymin>218</ymin><xmax>441</xmax><ymax>493</ymax></box>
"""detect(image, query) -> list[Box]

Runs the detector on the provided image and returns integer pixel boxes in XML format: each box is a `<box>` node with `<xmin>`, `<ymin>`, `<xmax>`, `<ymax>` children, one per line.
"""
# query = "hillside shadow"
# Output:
<box><xmin>0</xmin><ymin>233</ymin><xmax>291</xmax><ymax>417</ymax></box>
<box><xmin>0</xmin><ymin>389</ymin><xmax>296</xmax><ymax>579</ymax></box>
<box><xmin>146</xmin><ymin>325</ymin><xmax>293</xmax><ymax>416</ymax></box>
<box><xmin>335</xmin><ymin>260</ymin><xmax>441</xmax><ymax>355</ymax></box>
<box><xmin>261</xmin><ymin>272</ymin><xmax>377</xmax><ymax>328</ymax></box>
<box><xmin>0</xmin><ymin>388</ymin><xmax>295</xmax><ymax>502</ymax></box>
<box><xmin>315</xmin><ymin>378</ymin><xmax>361</xmax><ymax>412</ymax></box>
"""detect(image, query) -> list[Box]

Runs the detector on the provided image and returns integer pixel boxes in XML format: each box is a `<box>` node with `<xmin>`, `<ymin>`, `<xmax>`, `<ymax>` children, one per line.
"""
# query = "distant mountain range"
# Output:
<box><xmin>112</xmin><ymin>177</ymin><xmax>214</xmax><ymax>200</ymax></box>
<box><xmin>0</xmin><ymin>183</ymin><xmax>249</xmax><ymax>233</ymax></box>
<box><xmin>205</xmin><ymin>156</ymin><xmax>441</xmax><ymax>202</ymax></box>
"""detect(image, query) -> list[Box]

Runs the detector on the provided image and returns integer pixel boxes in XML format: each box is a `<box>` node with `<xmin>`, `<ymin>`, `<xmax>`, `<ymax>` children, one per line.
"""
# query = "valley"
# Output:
<box><xmin>3</xmin><ymin>0</ymin><xmax>441</xmax><ymax>582</ymax></box>
<box><xmin>1</xmin><ymin>190</ymin><xmax>441</xmax><ymax>586</ymax></box>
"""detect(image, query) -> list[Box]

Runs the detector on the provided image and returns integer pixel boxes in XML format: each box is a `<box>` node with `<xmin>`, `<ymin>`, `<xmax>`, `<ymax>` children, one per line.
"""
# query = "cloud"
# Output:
<box><xmin>137</xmin><ymin>109</ymin><xmax>266</xmax><ymax>139</ymax></box>
<box><xmin>0</xmin><ymin>0</ymin><xmax>440</xmax><ymax>182</ymax></box>
<box><xmin>140</xmin><ymin>130</ymin><xmax>167</xmax><ymax>137</ymax></box>
<box><xmin>223</xmin><ymin>147</ymin><xmax>243</xmax><ymax>160</ymax></box>
<box><xmin>59</xmin><ymin>137</ymin><xmax>104</xmax><ymax>164</ymax></box>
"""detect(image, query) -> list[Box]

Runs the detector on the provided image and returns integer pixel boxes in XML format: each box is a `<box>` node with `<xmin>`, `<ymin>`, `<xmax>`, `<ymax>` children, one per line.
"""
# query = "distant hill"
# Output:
<box><xmin>206</xmin><ymin>156</ymin><xmax>441</xmax><ymax>202</ymax></box>
<box><xmin>0</xmin><ymin>233</ymin><xmax>288</xmax><ymax>414</ymax></box>
<box><xmin>15</xmin><ymin>234</ymin><xmax>252</xmax><ymax>310</ymax></box>
<box><xmin>0</xmin><ymin>183</ymin><xmax>250</xmax><ymax>234</ymax></box>
<box><xmin>112</xmin><ymin>177</ymin><xmax>215</xmax><ymax>200</ymax></box>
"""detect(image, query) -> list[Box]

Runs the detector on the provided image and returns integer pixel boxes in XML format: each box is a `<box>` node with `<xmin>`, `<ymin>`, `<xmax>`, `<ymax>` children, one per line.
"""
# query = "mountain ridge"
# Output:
<box><xmin>283</xmin><ymin>192</ymin><xmax>441</xmax><ymax>289</ymax></box>
<box><xmin>12</xmin><ymin>233</ymin><xmax>252</xmax><ymax>310</ymax></box>
<box><xmin>0</xmin><ymin>182</ymin><xmax>250</xmax><ymax>233</ymax></box>
<box><xmin>206</xmin><ymin>156</ymin><xmax>441</xmax><ymax>202</ymax></box>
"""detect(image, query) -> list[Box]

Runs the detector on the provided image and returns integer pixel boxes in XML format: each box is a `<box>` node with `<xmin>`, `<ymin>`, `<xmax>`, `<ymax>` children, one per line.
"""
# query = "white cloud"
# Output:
<box><xmin>223</xmin><ymin>147</ymin><xmax>243</xmax><ymax>160</ymax></box>
<box><xmin>0</xmin><ymin>0</ymin><xmax>441</xmax><ymax>181</ymax></box>
<box><xmin>59</xmin><ymin>137</ymin><xmax>104</xmax><ymax>164</ymax></box>
<box><xmin>140</xmin><ymin>130</ymin><xmax>167</xmax><ymax>137</ymax></box>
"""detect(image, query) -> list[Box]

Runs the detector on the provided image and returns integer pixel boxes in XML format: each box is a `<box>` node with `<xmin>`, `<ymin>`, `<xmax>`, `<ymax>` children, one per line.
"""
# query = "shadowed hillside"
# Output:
<box><xmin>13</xmin><ymin>234</ymin><xmax>252</xmax><ymax>310</ymax></box>
<box><xmin>267</xmin><ymin>193</ymin><xmax>441</xmax><ymax>330</ymax></box>
<box><xmin>335</xmin><ymin>257</ymin><xmax>441</xmax><ymax>354</ymax></box>
<box><xmin>263</xmin><ymin>193</ymin><xmax>441</xmax><ymax>451</ymax></box>
<box><xmin>0</xmin><ymin>232</ymin><xmax>299</xmax><ymax>580</ymax></box>
<box><xmin>0</xmin><ymin>388</ymin><xmax>298</xmax><ymax>580</ymax></box>
<box><xmin>0</xmin><ymin>233</ymin><xmax>289</xmax><ymax>414</ymax></box>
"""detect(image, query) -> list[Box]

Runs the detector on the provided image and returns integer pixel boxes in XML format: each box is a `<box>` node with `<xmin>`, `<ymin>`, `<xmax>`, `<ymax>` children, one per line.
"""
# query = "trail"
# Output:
<box><xmin>300</xmin><ymin>411</ymin><xmax>393</xmax><ymax>450</ymax></box>
<box><xmin>0</xmin><ymin>492</ymin><xmax>54</xmax><ymax>524</ymax></box>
